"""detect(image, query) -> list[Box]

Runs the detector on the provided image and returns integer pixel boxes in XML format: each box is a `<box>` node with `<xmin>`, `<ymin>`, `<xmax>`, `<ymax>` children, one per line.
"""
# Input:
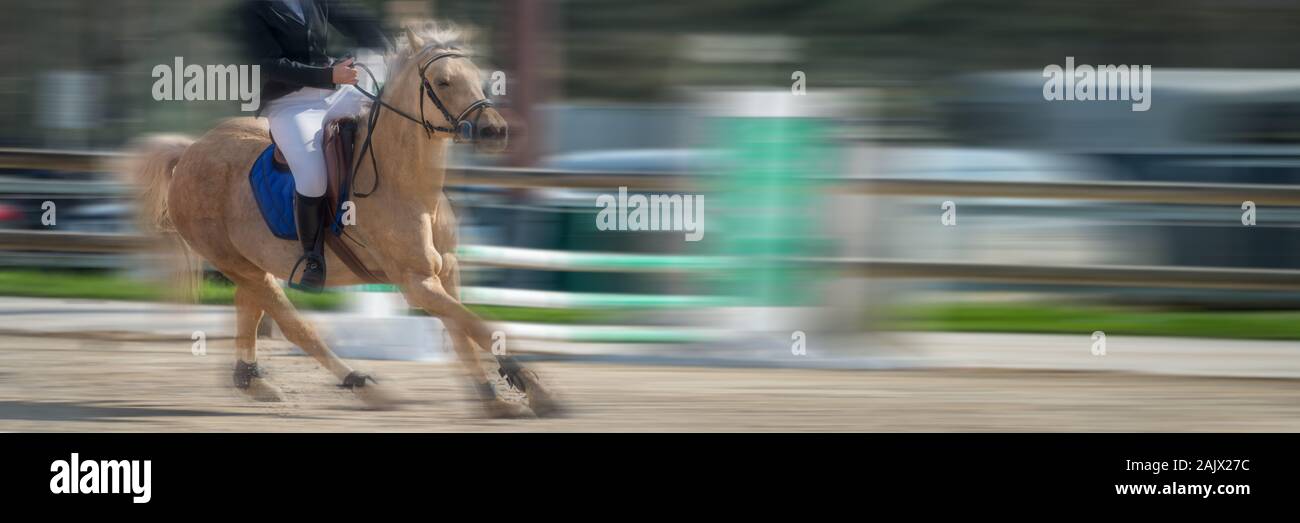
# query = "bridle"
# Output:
<box><xmin>350</xmin><ymin>50</ymin><xmax>495</xmax><ymax>197</ymax></box>
<box><xmin>417</xmin><ymin>51</ymin><xmax>495</xmax><ymax>141</ymax></box>
<box><xmin>357</xmin><ymin>50</ymin><xmax>494</xmax><ymax>141</ymax></box>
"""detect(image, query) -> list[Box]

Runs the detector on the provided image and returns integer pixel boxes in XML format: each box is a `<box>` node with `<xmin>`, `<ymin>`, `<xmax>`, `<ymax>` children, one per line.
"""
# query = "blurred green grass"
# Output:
<box><xmin>0</xmin><ymin>270</ymin><xmax>608</xmax><ymax>323</ymax></box>
<box><xmin>5</xmin><ymin>270</ymin><xmax>1300</xmax><ymax>339</ymax></box>
<box><xmin>454</xmin><ymin>304</ymin><xmax>619</xmax><ymax>325</ymax></box>
<box><xmin>0</xmin><ymin>270</ymin><xmax>343</xmax><ymax>310</ymax></box>
<box><xmin>885</xmin><ymin>303</ymin><xmax>1300</xmax><ymax>341</ymax></box>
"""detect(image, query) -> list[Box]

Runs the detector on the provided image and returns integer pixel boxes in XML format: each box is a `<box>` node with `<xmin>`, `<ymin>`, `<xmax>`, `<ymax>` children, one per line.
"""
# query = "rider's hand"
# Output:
<box><xmin>331</xmin><ymin>58</ymin><xmax>358</xmax><ymax>85</ymax></box>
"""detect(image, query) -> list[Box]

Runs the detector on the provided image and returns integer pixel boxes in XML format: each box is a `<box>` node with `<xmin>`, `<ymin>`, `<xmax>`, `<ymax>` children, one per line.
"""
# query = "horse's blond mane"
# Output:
<box><xmin>388</xmin><ymin>21</ymin><xmax>476</xmax><ymax>74</ymax></box>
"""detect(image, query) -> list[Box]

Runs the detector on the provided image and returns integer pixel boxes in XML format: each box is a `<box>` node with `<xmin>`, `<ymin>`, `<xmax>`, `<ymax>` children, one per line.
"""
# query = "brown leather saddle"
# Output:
<box><xmin>270</xmin><ymin>117</ymin><xmax>388</xmax><ymax>284</ymax></box>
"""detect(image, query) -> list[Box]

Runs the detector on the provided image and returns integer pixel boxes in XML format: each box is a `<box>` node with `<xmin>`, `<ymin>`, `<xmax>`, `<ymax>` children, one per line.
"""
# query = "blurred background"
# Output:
<box><xmin>4</xmin><ymin>0</ymin><xmax>1300</xmax><ymax>359</ymax></box>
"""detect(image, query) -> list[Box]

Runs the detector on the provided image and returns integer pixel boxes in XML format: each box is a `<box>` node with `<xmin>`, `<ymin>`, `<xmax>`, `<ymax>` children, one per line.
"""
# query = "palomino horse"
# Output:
<box><xmin>128</xmin><ymin>26</ymin><xmax>559</xmax><ymax>418</ymax></box>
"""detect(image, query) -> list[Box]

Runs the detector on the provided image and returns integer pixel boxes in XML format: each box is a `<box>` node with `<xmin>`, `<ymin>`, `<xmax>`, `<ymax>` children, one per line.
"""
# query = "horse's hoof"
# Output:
<box><xmin>483</xmin><ymin>399</ymin><xmax>535</xmax><ymax>419</ymax></box>
<box><xmin>239</xmin><ymin>378</ymin><xmax>285</xmax><ymax>402</ymax></box>
<box><xmin>338</xmin><ymin>371</ymin><xmax>398</xmax><ymax>410</ymax></box>
<box><xmin>353</xmin><ymin>383</ymin><xmax>399</xmax><ymax>410</ymax></box>
<box><xmin>234</xmin><ymin>361</ymin><xmax>282</xmax><ymax>402</ymax></box>
<box><xmin>514</xmin><ymin>369</ymin><xmax>565</xmax><ymax>417</ymax></box>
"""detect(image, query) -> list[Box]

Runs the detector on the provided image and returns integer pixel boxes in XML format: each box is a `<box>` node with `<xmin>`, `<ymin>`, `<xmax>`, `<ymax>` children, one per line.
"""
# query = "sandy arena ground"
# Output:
<box><xmin>1</xmin><ymin>332</ymin><xmax>1299</xmax><ymax>431</ymax></box>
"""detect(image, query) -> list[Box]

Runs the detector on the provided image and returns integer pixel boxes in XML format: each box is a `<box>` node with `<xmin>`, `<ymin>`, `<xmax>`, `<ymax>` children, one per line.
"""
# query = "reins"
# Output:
<box><xmin>349</xmin><ymin>51</ymin><xmax>492</xmax><ymax>198</ymax></box>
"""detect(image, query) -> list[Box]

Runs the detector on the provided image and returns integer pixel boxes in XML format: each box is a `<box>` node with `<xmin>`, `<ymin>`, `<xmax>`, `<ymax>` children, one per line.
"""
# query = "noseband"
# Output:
<box><xmin>349</xmin><ymin>50</ymin><xmax>495</xmax><ymax>198</ymax></box>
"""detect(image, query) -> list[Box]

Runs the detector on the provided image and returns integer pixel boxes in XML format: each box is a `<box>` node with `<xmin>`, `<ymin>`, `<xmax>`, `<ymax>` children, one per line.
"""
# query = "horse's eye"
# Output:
<box><xmin>437</xmin><ymin>80</ymin><xmax>451</xmax><ymax>88</ymax></box>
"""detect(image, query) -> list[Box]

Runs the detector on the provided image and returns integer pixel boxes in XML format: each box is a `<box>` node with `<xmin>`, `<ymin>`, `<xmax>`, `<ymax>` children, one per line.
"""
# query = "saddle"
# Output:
<box><xmin>253</xmin><ymin>117</ymin><xmax>388</xmax><ymax>283</ymax></box>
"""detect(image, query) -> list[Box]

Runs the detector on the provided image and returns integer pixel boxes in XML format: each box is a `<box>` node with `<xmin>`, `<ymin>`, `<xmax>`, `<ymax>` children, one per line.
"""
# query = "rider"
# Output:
<box><xmin>240</xmin><ymin>0</ymin><xmax>390</xmax><ymax>292</ymax></box>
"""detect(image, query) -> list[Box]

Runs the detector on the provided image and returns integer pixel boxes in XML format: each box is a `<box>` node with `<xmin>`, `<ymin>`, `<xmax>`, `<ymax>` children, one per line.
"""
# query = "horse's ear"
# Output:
<box><xmin>404</xmin><ymin>26</ymin><xmax>424</xmax><ymax>50</ymax></box>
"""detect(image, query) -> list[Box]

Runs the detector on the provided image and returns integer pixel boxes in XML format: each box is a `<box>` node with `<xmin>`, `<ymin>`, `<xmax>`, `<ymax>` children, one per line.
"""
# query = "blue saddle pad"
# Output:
<box><xmin>249</xmin><ymin>144</ymin><xmax>350</xmax><ymax>241</ymax></box>
<box><xmin>249</xmin><ymin>145</ymin><xmax>300</xmax><ymax>240</ymax></box>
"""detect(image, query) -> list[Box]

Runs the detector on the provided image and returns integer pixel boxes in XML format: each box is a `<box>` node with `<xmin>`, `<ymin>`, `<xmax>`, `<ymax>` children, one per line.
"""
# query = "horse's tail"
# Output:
<box><xmin>119</xmin><ymin>134</ymin><xmax>202</xmax><ymax>302</ymax></box>
<box><xmin>123</xmin><ymin>134</ymin><xmax>192</xmax><ymax>232</ymax></box>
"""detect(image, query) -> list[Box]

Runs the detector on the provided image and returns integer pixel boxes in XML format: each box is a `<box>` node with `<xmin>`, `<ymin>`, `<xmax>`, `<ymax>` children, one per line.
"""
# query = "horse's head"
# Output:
<box><xmin>391</xmin><ymin>25</ymin><xmax>508</xmax><ymax>153</ymax></box>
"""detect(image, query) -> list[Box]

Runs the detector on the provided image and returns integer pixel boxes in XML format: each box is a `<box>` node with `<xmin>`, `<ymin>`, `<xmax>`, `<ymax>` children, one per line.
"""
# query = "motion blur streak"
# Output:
<box><xmin>1</xmin><ymin>0</ymin><xmax>1299</xmax><ymax>431</ymax></box>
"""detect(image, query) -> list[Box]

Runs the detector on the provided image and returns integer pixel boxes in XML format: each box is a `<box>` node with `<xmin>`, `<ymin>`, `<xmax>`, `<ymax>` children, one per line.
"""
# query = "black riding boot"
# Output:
<box><xmin>291</xmin><ymin>193</ymin><xmax>327</xmax><ymax>292</ymax></box>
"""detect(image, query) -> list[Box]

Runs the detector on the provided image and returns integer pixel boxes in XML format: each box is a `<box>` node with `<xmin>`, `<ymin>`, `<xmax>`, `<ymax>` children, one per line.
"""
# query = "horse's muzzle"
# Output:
<box><xmin>471</xmin><ymin>106</ymin><xmax>509</xmax><ymax>153</ymax></box>
<box><xmin>470</xmin><ymin>106</ymin><xmax>507</xmax><ymax>152</ymax></box>
<box><xmin>476</xmin><ymin>123</ymin><xmax>508</xmax><ymax>152</ymax></box>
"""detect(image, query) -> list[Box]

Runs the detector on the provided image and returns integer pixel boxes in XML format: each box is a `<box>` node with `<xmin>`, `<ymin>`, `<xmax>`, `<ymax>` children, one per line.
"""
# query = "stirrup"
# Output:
<box><xmin>288</xmin><ymin>253</ymin><xmax>326</xmax><ymax>293</ymax></box>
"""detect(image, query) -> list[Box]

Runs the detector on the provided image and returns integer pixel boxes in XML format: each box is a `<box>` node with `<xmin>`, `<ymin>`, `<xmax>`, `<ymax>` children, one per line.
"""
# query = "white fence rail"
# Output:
<box><xmin>4</xmin><ymin>230</ymin><xmax>1300</xmax><ymax>292</ymax></box>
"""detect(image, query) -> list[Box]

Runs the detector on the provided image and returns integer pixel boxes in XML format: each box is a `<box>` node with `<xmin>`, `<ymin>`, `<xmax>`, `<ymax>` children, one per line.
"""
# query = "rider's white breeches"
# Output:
<box><xmin>264</xmin><ymin>85</ymin><xmax>369</xmax><ymax>198</ymax></box>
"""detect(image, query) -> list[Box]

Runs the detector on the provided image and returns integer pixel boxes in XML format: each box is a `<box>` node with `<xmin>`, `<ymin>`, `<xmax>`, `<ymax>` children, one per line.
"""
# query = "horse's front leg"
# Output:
<box><xmin>392</xmin><ymin>253</ymin><xmax>534</xmax><ymax>418</ymax></box>
<box><xmin>438</xmin><ymin>251</ymin><xmax>565</xmax><ymax>417</ymax></box>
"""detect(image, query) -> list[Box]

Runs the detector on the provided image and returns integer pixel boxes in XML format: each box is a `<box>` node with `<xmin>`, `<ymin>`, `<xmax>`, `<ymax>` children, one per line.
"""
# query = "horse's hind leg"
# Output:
<box><xmin>232</xmin><ymin>285</ymin><xmax>285</xmax><ymax>402</ymax></box>
<box><xmin>439</xmin><ymin>253</ymin><xmax>534</xmax><ymax>418</ymax></box>
<box><xmin>236</xmin><ymin>273</ymin><xmax>397</xmax><ymax>409</ymax></box>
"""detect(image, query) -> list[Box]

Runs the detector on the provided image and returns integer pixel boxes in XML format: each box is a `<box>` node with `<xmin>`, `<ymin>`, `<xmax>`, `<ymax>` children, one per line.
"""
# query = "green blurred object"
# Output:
<box><xmin>709</xmin><ymin>97</ymin><xmax>835</xmax><ymax>307</ymax></box>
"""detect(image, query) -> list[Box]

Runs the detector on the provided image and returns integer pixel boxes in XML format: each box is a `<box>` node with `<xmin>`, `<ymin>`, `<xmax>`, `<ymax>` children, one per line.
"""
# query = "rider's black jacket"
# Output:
<box><xmin>239</xmin><ymin>0</ymin><xmax>390</xmax><ymax>113</ymax></box>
